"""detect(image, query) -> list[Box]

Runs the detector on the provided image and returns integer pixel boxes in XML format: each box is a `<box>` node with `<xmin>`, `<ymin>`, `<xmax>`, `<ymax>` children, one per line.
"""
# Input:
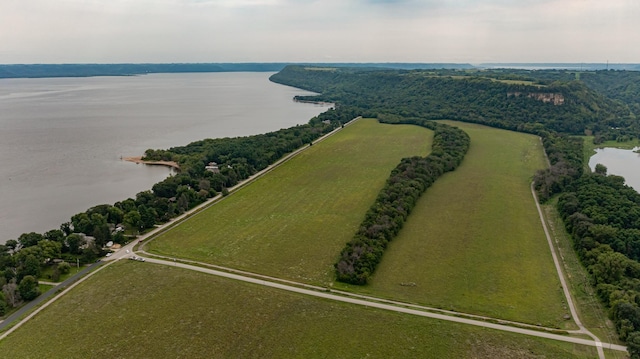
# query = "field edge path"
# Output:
<box><xmin>531</xmin><ymin>182</ymin><xmax>609</xmax><ymax>358</ymax></box>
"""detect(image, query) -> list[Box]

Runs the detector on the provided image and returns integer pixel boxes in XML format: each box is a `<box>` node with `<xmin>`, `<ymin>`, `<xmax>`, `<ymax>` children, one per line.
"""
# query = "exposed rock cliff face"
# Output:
<box><xmin>507</xmin><ymin>92</ymin><xmax>565</xmax><ymax>105</ymax></box>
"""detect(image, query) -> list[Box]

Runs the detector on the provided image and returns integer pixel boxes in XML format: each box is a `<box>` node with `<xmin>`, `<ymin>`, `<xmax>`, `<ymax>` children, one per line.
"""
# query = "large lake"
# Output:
<box><xmin>589</xmin><ymin>147</ymin><xmax>640</xmax><ymax>191</ymax></box>
<box><xmin>0</xmin><ymin>73</ymin><xmax>331</xmax><ymax>242</ymax></box>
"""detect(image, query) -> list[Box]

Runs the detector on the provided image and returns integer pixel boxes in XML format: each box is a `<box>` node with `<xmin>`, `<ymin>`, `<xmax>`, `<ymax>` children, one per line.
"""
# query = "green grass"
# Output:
<box><xmin>39</xmin><ymin>265</ymin><xmax>74</xmax><ymax>283</ymax></box>
<box><xmin>422</xmin><ymin>74</ymin><xmax>543</xmax><ymax>87</ymax></box>
<box><xmin>304</xmin><ymin>67</ymin><xmax>337</xmax><ymax>71</ymax></box>
<box><xmin>0</xmin><ymin>261</ymin><xmax>599</xmax><ymax>358</ymax></box>
<box><xmin>38</xmin><ymin>283</ymin><xmax>54</xmax><ymax>293</ymax></box>
<box><xmin>147</xmin><ymin>119</ymin><xmax>432</xmax><ymax>285</ymax></box>
<box><xmin>488</xmin><ymin>78</ymin><xmax>544</xmax><ymax>86</ymax></box>
<box><xmin>352</xmin><ymin>121</ymin><xmax>570</xmax><ymax>328</ymax></box>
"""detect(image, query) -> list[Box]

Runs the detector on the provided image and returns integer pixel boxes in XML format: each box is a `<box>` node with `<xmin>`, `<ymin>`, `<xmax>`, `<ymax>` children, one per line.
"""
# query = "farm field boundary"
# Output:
<box><xmin>358</xmin><ymin>121</ymin><xmax>569</xmax><ymax>328</ymax></box>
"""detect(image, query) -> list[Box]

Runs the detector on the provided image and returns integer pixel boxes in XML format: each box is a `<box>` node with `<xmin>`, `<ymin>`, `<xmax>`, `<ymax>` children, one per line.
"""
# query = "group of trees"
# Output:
<box><xmin>533</xmin><ymin>133</ymin><xmax>584</xmax><ymax>202</ymax></box>
<box><xmin>0</xmin><ymin>231</ymin><xmax>72</xmax><ymax>314</ymax></box>
<box><xmin>335</xmin><ymin>118</ymin><xmax>470</xmax><ymax>284</ymax></box>
<box><xmin>557</xmin><ymin>172</ymin><xmax>640</xmax><ymax>348</ymax></box>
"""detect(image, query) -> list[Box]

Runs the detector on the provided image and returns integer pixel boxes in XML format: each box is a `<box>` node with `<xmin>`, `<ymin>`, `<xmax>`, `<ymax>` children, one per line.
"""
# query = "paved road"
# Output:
<box><xmin>144</xmin><ymin>257</ymin><xmax>627</xmax><ymax>352</ymax></box>
<box><xmin>0</xmin><ymin>261</ymin><xmax>103</xmax><ymax>332</ymax></box>
<box><xmin>140</xmin><ymin>251</ymin><xmax>582</xmax><ymax>334</ymax></box>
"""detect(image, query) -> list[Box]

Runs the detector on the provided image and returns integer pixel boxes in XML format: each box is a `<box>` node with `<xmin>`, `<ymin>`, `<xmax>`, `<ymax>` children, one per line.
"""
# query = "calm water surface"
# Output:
<box><xmin>589</xmin><ymin>147</ymin><xmax>640</xmax><ymax>191</ymax></box>
<box><xmin>0</xmin><ymin>73</ymin><xmax>331</xmax><ymax>242</ymax></box>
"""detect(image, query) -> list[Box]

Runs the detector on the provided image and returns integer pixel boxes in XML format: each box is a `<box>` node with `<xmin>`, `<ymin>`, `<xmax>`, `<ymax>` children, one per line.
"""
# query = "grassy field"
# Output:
<box><xmin>0</xmin><ymin>261</ymin><xmax>599</xmax><ymax>358</ymax></box>
<box><xmin>147</xmin><ymin>119</ymin><xmax>433</xmax><ymax>285</ymax></box>
<box><xmin>423</xmin><ymin>74</ymin><xmax>543</xmax><ymax>87</ymax></box>
<box><xmin>352</xmin><ymin>121</ymin><xmax>571</xmax><ymax>328</ymax></box>
<box><xmin>488</xmin><ymin>78</ymin><xmax>544</xmax><ymax>86</ymax></box>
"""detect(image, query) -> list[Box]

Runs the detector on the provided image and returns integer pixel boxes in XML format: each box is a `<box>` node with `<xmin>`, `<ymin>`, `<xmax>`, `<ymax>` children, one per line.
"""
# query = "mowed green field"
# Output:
<box><xmin>0</xmin><ymin>261</ymin><xmax>598</xmax><ymax>359</ymax></box>
<box><xmin>148</xmin><ymin>119</ymin><xmax>432</xmax><ymax>285</ymax></box>
<box><xmin>358</xmin><ymin>121</ymin><xmax>570</xmax><ymax>328</ymax></box>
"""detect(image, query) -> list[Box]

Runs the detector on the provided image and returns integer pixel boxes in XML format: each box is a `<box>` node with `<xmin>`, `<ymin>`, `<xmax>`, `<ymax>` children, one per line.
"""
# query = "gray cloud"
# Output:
<box><xmin>1</xmin><ymin>0</ymin><xmax>638</xmax><ymax>63</ymax></box>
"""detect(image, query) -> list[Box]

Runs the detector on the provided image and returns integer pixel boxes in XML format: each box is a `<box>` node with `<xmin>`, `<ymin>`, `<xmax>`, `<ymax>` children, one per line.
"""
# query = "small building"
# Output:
<box><xmin>205</xmin><ymin>162</ymin><xmax>220</xmax><ymax>173</ymax></box>
<box><xmin>78</xmin><ymin>233</ymin><xmax>95</xmax><ymax>250</ymax></box>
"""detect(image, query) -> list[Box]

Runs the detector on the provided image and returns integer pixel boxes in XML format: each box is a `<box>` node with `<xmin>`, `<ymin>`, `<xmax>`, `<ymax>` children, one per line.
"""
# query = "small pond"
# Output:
<box><xmin>589</xmin><ymin>147</ymin><xmax>640</xmax><ymax>192</ymax></box>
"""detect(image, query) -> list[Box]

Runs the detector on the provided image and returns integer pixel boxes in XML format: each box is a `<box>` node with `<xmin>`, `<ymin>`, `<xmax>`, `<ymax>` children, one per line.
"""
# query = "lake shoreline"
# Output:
<box><xmin>0</xmin><ymin>72</ymin><xmax>330</xmax><ymax>243</ymax></box>
<box><xmin>122</xmin><ymin>156</ymin><xmax>180</xmax><ymax>171</ymax></box>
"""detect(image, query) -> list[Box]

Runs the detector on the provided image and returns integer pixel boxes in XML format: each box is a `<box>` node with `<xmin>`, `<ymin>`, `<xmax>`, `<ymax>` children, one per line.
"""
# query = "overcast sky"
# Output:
<box><xmin>2</xmin><ymin>0</ymin><xmax>638</xmax><ymax>64</ymax></box>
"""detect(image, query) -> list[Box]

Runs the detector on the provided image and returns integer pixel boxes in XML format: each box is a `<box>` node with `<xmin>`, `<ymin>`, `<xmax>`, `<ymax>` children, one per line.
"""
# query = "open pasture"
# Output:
<box><xmin>148</xmin><ymin>119</ymin><xmax>432</xmax><ymax>284</ymax></box>
<box><xmin>359</xmin><ymin>121</ymin><xmax>570</xmax><ymax>328</ymax></box>
<box><xmin>0</xmin><ymin>261</ymin><xmax>597</xmax><ymax>359</ymax></box>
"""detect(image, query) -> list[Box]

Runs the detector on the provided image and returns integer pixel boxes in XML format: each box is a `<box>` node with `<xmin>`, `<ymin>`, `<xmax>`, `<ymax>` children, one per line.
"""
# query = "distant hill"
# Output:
<box><xmin>3</xmin><ymin>63</ymin><xmax>638</xmax><ymax>79</ymax></box>
<box><xmin>270</xmin><ymin>65</ymin><xmax>633</xmax><ymax>137</ymax></box>
<box><xmin>0</xmin><ymin>63</ymin><xmax>287</xmax><ymax>78</ymax></box>
<box><xmin>480</xmin><ymin>63</ymin><xmax>640</xmax><ymax>71</ymax></box>
<box><xmin>0</xmin><ymin>63</ymin><xmax>475</xmax><ymax>79</ymax></box>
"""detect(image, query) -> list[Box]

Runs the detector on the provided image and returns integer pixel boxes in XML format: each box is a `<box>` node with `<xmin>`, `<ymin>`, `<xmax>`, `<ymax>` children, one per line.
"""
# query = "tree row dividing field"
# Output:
<box><xmin>335</xmin><ymin>119</ymin><xmax>470</xmax><ymax>285</ymax></box>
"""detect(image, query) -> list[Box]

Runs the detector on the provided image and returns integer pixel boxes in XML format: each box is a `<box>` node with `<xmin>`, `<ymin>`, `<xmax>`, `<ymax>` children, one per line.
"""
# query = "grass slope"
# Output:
<box><xmin>0</xmin><ymin>261</ymin><xmax>598</xmax><ymax>359</ymax></box>
<box><xmin>148</xmin><ymin>119</ymin><xmax>432</xmax><ymax>285</ymax></box>
<box><xmin>356</xmin><ymin>121</ymin><xmax>570</xmax><ymax>328</ymax></box>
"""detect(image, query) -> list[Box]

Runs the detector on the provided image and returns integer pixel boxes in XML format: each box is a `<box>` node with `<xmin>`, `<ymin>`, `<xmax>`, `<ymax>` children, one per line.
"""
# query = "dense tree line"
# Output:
<box><xmin>533</xmin><ymin>133</ymin><xmax>584</xmax><ymax>202</ymax></box>
<box><xmin>557</xmin><ymin>171</ymin><xmax>640</xmax><ymax>353</ymax></box>
<box><xmin>335</xmin><ymin>119</ymin><xmax>470</xmax><ymax>284</ymax></box>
